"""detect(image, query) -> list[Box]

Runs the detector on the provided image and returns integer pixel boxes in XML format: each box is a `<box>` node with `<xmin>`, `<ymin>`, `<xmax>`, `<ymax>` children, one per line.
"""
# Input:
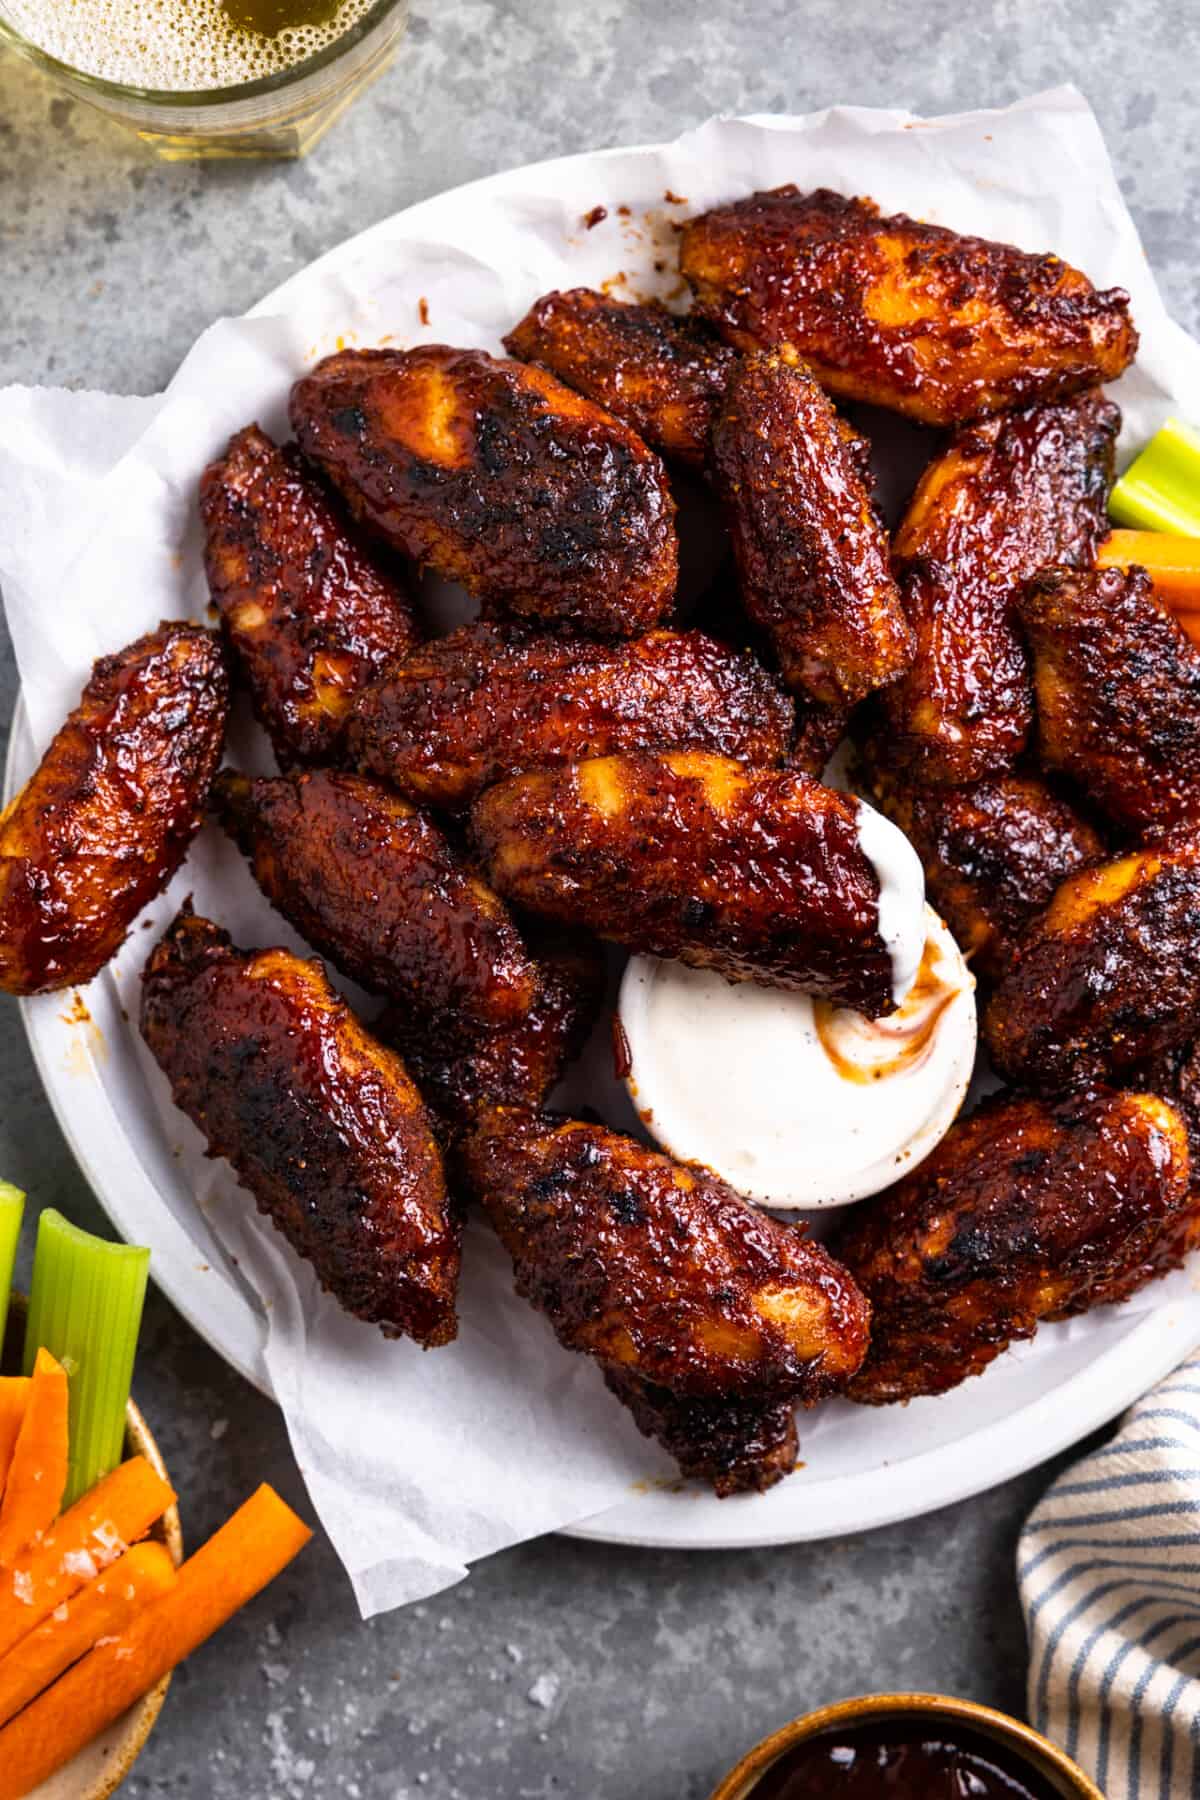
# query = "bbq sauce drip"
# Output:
<box><xmin>752</xmin><ymin>1720</ymin><xmax>1062</xmax><ymax>1800</ymax></box>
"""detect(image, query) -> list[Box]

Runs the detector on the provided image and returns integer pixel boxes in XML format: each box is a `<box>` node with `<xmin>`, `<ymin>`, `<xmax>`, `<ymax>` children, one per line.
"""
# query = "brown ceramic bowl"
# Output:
<box><xmin>5</xmin><ymin>1299</ymin><xmax>182</xmax><ymax>1800</ymax></box>
<box><xmin>707</xmin><ymin>1692</ymin><xmax>1103</xmax><ymax>1800</ymax></box>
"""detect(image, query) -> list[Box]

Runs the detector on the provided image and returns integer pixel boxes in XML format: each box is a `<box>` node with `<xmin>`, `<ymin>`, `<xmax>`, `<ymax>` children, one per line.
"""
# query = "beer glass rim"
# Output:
<box><xmin>0</xmin><ymin>0</ymin><xmax>404</xmax><ymax>106</ymax></box>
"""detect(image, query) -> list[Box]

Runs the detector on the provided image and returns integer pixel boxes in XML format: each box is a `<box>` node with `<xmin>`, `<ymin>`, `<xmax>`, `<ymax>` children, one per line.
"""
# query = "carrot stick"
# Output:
<box><xmin>0</xmin><ymin>1454</ymin><xmax>174</xmax><ymax>1661</ymax></box>
<box><xmin>0</xmin><ymin>1540</ymin><xmax>176</xmax><ymax>1731</ymax></box>
<box><xmin>0</xmin><ymin>1351</ymin><xmax>69</xmax><ymax>1568</ymax></box>
<box><xmin>1097</xmin><ymin>529</ymin><xmax>1200</xmax><ymax>604</ymax></box>
<box><xmin>0</xmin><ymin>1484</ymin><xmax>310</xmax><ymax>1800</ymax></box>
<box><xmin>0</xmin><ymin>1381</ymin><xmax>30</xmax><ymax>1501</ymax></box>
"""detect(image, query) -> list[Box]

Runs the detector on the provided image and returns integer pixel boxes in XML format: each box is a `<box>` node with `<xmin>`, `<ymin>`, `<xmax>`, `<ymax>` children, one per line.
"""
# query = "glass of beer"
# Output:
<box><xmin>0</xmin><ymin>0</ymin><xmax>409</xmax><ymax>159</ymax></box>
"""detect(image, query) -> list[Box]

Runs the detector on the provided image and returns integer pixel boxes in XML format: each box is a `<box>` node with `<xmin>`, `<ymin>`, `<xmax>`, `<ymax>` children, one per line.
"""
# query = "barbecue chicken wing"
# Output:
<box><xmin>460</xmin><ymin>1107</ymin><xmax>870</xmax><ymax>1489</ymax></box>
<box><xmin>837</xmin><ymin>1086</ymin><xmax>1194</xmax><ymax>1404</ymax></box>
<box><xmin>199</xmin><ymin>424</ymin><xmax>419</xmax><ymax>769</ymax></box>
<box><xmin>346</xmin><ymin>622</ymin><xmax>794</xmax><ymax>812</ymax></box>
<box><xmin>1020</xmin><ymin>565</ymin><xmax>1200</xmax><ymax>835</ymax></box>
<box><xmin>214</xmin><ymin>768</ymin><xmax>537</xmax><ymax>1030</ymax></box>
<box><xmin>984</xmin><ymin>836</ymin><xmax>1200</xmax><ymax>1089</ymax></box>
<box><xmin>503</xmin><ymin>289</ymin><xmax>736</xmax><ymax>466</ymax></box>
<box><xmin>290</xmin><ymin>346</ymin><xmax>678</xmax><ymax>637</ymax></box>
<box><xmin>0</xmin><ymin>623</ymin><xmax>228</xmax><ymax>996</ymax></box>
<box><xmin>602</xmin><ymin>1370</ymin><xmax>800</xmax><ymax>1498</ymax></box>
<box><xmin>141</xmin><ymin>906</ymin><xmax>459</xmax><ymax>1347</ymax></box>
<box><xmin>680</xmin><ymin>186</ymin><xmax>1137</xmax><ymax>425</ymax></box>
<box><xmin>711</xmin><ymin>350</ymin><xmax>913</xmax><ymax>708</ymax></box>
<box><xmin>1144</xmin><ymin>1038</ymin><xmax>1200</xmax><ymax>1165</ymax></box>
<box><xmin>471</xmin><ymin>751</ymin><xmax>915</xmax><ymax>1015</ymax></box>
<box><xmin>376</xmin><ymin>933</ymin><xmax>604</xmax><ymax>1141</ymax></box>
<box><xmin>858</xmin><ymin>758</ymin><xmax>1103</xmax><ymax>982</ymax></box>
<box><xmin>880</xmin><ymin>391</ymin><xmax>1118</xmax><ymax>784</ymax></box>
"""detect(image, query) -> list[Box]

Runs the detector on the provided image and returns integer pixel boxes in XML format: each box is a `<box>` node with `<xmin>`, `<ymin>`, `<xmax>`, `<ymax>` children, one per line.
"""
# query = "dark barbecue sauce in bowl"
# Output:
<box><xmin>753</xmin><ymin>1718</ymin><xmax>1062</xmax><ymax>1800</ymax></box>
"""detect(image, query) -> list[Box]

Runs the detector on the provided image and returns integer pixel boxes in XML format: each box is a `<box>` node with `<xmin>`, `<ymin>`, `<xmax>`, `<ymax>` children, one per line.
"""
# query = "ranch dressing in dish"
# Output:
<box><xmin>618</xmin><ymin>905</ymin><xmax>976</xmax><ymax>1210</ymax></box>
<box><xmin>854</xmin><ymin>797</ymin><xmax>926</xmax><ymax>1008</ymax></box>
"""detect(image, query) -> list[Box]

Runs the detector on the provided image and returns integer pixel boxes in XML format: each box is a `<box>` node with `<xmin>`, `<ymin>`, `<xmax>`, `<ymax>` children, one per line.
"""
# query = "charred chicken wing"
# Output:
<box><xmin>376</xmin><ymin>934</ymin><xmax>604</xmax><ymax>1140</ymax></box>
<box><xmin>838</xmin><ymin>1086</ymin><xmax>1193</xmax><ymax>1404</ymax></box>
<box><xmin>290</xmin><ymin>345</ymin><xmax>678</xmax><ymax>637</ymax></box>
<box><xmin>214</xmin><ymin>768</ymin><xmax>537</xmax><ymax>1030</ymax></box>
<box><xmin>346</xmin><ymin>622</ymin><xmax>794</xmax><ymax>811</ymax></box>
<box><xmin>471</xmin><ymin>751</ymin><xmax>910</xmax><ymax>1015</ymax></box>
<box><xmin>859</xmin><ymin>759</ymin><xmax>1103</xmax><ymax>982</ymax></box>
<box><xmin>199</xmin><ymin>424</ymin><xmax>419</xmax><ymax>768</ymax></box>
<box><xmin>602</xmin><ymin>1369</ymin><xmax>800</xmax><ymax>1497</ymax></box>
<box><xmin>984</xmin><ymin>837</ymin><xmax>1200</xmax><ymax>1089</ymax></box>
<box><xmin>680</xmin><ymin>186</ymin><xmax>1137</xmax><ymax>425</ymax></box>
<box><xmin>881</xmin><ymin>391</ymin><xmax>1119</xmax><ymax>784</ymax></box>
<box><xmin>0</xmin><ymin>623</ymin><xmax>228</xmax><ymax>996</ymax></box>
<box><xmin>711</xmin><ymin>350</ymin><xmax>913</xmax><ymax>708</ymax></box>
<box><xmin>1020</xmin><ymin>565</ymin><xmax>1200</xmax><ymax>834</ymax></box>
<box><xmin>460</xmin><ymin>1107</ymin><xmax>870</xmax><ymax>1487</ymax></box>
<box><xmin>503</xmin><ymin>288</ymin><xmax>736</xmax><ymax>466</ymax></box>
<box><xmin>141</xmin><ymin>906</ymin><xmax>459</xmax><ymax>1347</ymax></box>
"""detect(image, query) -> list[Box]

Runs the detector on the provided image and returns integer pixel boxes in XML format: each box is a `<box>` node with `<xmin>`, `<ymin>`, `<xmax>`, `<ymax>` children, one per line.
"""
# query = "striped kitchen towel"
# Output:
<box><xmin>1019</xmin><ymin>1348</ymin><xmax>1200</xmax><ymax>1799</ymax></box>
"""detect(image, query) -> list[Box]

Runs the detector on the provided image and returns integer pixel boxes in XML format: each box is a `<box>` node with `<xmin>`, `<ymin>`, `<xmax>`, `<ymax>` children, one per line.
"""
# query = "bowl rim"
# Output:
<box><xmin>706</xmin><ymin>1691</ymin><xmax>1105</xmax><ymax>1800</ymax></box>
<box><xmin>5</xmin><ymin>1293</ymin><xmax>182</xmax><ymax>1800</ymax></box>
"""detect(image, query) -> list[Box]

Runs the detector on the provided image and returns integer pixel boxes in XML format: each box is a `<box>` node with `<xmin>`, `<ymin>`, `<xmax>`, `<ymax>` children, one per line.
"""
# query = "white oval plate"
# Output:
<box><xmin>11</xmin><ymin>114</ymin><xmax>1200</xmax><ymax>1551</ymax></box>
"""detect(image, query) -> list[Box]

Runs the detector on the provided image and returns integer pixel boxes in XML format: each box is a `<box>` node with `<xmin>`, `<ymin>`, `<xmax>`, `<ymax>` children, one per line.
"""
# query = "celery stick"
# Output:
<box><xmin>0</xmin><ymin>1184</ymin><xmax>24</xmax><ymax>1363</ymax></box>
<box><xmin>25</xmin><ymin>1210</ymin><xmax>150</xmax><ymax>1506</ymax></box>
<box><xmin>1111</xmin><ymin>416</ymin><xmax>1200</xmax><ymax>534</ymax></box>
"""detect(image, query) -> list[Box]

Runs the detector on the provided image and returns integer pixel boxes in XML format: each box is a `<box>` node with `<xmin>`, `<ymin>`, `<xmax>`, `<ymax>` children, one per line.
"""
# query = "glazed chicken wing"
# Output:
<box><xmin>711</xmin><ymin>350</ymin><xmax>913</xmax><ymax>708</ymax></box>
<box><xmin>471</xmin><ymin>751</ymin><xmax>917</xmax><ymax>1015</ymax></box>
<box><xmin>214</xmin><ymin>768</ymin><xmax>537</xmax><ymax>1030</ymax></box>
<box><xmin>290</xmin><ymin>346</ymin><xmax>678</xmax><ymax>637</ymax></box>
<box><xmin>199</xmin><ymin>424</ymin><xmax>419</xmax><ymax>769</ymax></box>
<box><xmin>346</xmin><ymin>622</ymin><xmax>794</xmax><ymax>811</ymax></box>
<box><xmin>503</xmin><ymin>288</ymin><xmax>736</xmax><ymax>466</ymax></box>
<box><xmin>141</xmin><ymin>906</ymin><xmax>459</xmax><ymax>1347</ymax></box>
<box><xmin>375</xmin><ymin>933</ymin><xmax>604</xmax><ymax>1142</ymax></box>
<box><xmin>680</xmin><ymin>186</ymin><xmax>1137</xmax><ymax>425</ymax></box>
<box><xmin>602</xmin><ymin>1370</ymin><xmax>800</xmax><ymax>1498</ymax></box>
<box><xmin>460</xmin><ymin>1107</ymin><xmax>870</xmax><ymax>1488</ymax></box>
<box><xmin>837</xmin><ymin>1086</ymin><xmax>1193</xmax><ymax>1404</ymax></box>
<box><xmin>859</xmin><ymin>758</ymin><xmax>1103</xmax><ymax>982</ymax></box>
<box><xmin>1020</xmin><ymin>565</ymin><xmax>1200</xmax><ymax>834</ymax></box>
<box><xmin>984</xmin><ymin>837</ymin><xmax>1200</xmax><ymax>1089</ymax></box>
<box><xmin>881</xmin><ymin>391</ymin><xmax>1119</xmax><ymax>784</ymax></box>
<box><xmin>0</xmin><ymin>622</ymin><xmax>228</xmax><ymax>996</ymax></box>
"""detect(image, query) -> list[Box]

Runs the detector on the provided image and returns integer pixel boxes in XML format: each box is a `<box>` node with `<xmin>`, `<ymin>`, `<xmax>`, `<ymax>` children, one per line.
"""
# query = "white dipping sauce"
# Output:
<box><xmin>618</xmin><ymin>905</ymin><xmax>977</xmax><ymax>1210</ymax></box>
<box><xmin>855</xmin><ymin>798</ymin><xmax>927</xmax><ymax>1008</ymax></box>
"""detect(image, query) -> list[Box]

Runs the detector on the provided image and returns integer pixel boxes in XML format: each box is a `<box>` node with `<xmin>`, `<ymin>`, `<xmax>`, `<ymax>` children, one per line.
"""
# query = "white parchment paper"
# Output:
<box><xmin>3</xmin><ymin>87</ymin><xmax>1199</xmax><ymax>1614</ymax></box>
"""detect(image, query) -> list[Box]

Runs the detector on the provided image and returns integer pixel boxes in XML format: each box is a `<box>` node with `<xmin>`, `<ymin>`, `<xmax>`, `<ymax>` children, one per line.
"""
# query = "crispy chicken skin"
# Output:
<box><xmin>0</xmin><ymin>623</ymin><xmax>228</xmax><ymax>997</ymax></box>
<box><xmin>375</xmin><ymin>934</ymin><xmax>605</xmax><ymax>1141</ymax></box>
<box><xmin>602</xmin><ymin>1370</ymin><xmax>800</xmax><ymax>1497</ymax></box>
<box><xmin>199</xmin><ymin>425</ymin><xmax>419</xmax><ymax>769</ymax></box>
<box><xmin>503</xmin><ymin>289</ymin><xmax>736</xmax><ymax>466</ymax></box>
<box><xmin>346</xmin><ymin>622</ymin><xmax>794</xmax><ymax>811</ymax></box>
<box><xmin>859</xmin><ymin>757</ymin><xmax>1103</xmax><ymax>982</ymax></box>
<box><xmin>837</xmin><ymin>1087</ymin><xmax>1193</xmax><ymax>1405</ymax></box>
<box><xmin>882</xmin><ymin>391</ymin><xmax>1119</xmax><ymax>785</ymax></box>
<box><xmin>680</xmin><ymin>186</ymin><xmax>1137</xmax><ymax>425</ymax></box>
<box><xmin>984</xmin><ymin>837</ymin><xmax>1200</xmax><ymax>1089</ymax></box>
<box><xmin>141</xmin><ymin>907</ymin><xmax>460</xmax><ymax>1345</ymax></box>
<box><xmin>711</xmin><ymin>350</ymin><xmax>913</xmax><ymax>708</ymax></box>
<box><xmin>290</xmin><ymin>345</ymin><xmax>678</xmax><ymax>637</ymax></box>
<box><xmin>1020</xmin><ymin>565</ymin><xmax>1200</xmax><ymax>834</ymax></box>
<box><xmin>214</xmin><ymin>768</ymin><xmax>537</xmax><ymax>1030</ymax></box>
<box><xmin>461</xmin><ymin>1108</ymin><xmax>870</xmax><ymax>1403</ymax></box>
<box><xmin>1144</xmin><ymin>1039</ymin><xmax>1200</xmax><ymax>1165</ymax></box>
<box><xmin>472</xmin><ymin>751</ymin><xmax>900</xmax><ymax>1014</ymax></box>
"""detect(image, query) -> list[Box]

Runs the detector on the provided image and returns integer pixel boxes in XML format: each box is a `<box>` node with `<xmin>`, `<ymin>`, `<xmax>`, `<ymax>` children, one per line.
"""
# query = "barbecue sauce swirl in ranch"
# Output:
<box><xmin>751</xmin><ymin>1719</ymin><xmax>1063</xmax><ymax>1800</ymax></box>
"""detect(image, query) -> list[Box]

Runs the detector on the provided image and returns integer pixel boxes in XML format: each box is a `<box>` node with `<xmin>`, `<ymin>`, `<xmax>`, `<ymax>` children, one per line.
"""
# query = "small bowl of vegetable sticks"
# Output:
<box><xmin>0</xmin><ymin>1183</ymin><xmax>311</xmax><ymax>1800</ymax></box>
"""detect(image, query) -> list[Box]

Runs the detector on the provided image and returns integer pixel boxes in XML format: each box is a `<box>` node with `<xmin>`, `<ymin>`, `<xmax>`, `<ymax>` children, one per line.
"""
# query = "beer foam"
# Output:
<box><xmin>1</xmin><ymin>0</ymin><xmax>377</xmax><ymax>91</ymax></box>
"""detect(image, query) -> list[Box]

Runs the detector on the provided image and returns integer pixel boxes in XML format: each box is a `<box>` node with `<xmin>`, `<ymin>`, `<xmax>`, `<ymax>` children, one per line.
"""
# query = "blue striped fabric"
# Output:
<box><xmin>1019</xmin><ymin>1351</ymin><xmax>1200</xmax><ymax>1799</ymax></box>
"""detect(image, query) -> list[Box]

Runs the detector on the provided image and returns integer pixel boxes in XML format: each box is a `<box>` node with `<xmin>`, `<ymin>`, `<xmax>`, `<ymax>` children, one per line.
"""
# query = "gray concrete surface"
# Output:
<box><xmin>1</xmin><ymin>4</ymin><xmax>1196</xmax><ymax>1793</ymax></box>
